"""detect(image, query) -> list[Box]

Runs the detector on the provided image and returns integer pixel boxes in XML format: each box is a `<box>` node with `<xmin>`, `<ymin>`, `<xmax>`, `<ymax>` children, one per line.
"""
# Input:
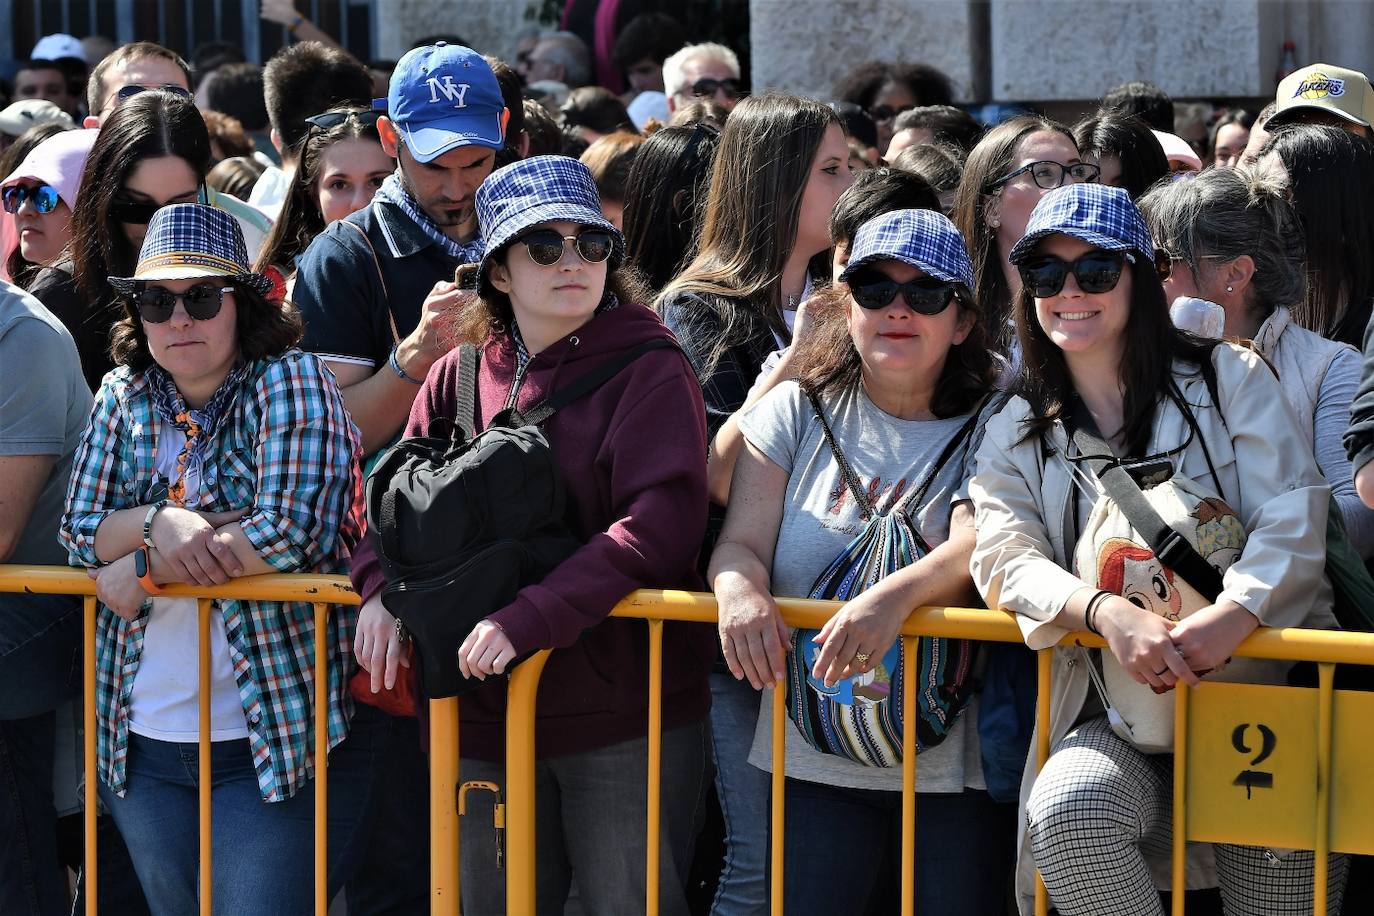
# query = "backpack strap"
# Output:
<box><xmin>805</xmin><ymin>389</ymin><xmax>874</xmax><ymax>520</ymax></box>
<box><xmin>337</xmin><ymin>207</ymin><xmax>404</xmax><ymax>346</ymax></box>
<box><xmin>455</xmin><ymin>344</ymin><xmax>480</xmax><ymax>441</ymax></box>
<box><xmin>891</xmin><ymin>395</ymin><xmax>992</xmax><ymax>516</ymax></box>
<box><xmin>515</xmin><ymin>338</ymin><xmax>678</xmax><ymax>427</ymax></box>
<box><xmin>1070</xmin><ymin>405</ymin><xmax>1224</xmax><ymax>602</ymax></box>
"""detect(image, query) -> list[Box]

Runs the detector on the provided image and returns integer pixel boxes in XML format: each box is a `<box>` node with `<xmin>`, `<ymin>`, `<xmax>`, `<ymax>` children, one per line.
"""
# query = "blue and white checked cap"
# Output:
<box><xmin>840</xmin><ymin>208</ymin><xmax>975</xmax><ymax>290</ymax></box>
<box><xmin>475</xmin><ymin>155</ymin><xmax>623</xmax><ymax>281</ymax></box>
<box><xmin>1009</xmin><ymin>184</ymin><xmax>1156</xmax><ymax>266</ymax></box>
<box><xmin>108</xmin><ymin>203</ymin><xmax>273</xmax><ymax>297</ymax></box>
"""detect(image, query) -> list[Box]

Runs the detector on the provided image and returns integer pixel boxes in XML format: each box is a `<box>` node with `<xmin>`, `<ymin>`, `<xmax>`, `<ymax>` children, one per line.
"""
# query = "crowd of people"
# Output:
<box><xmin>4</xmin><ymin>10</ymin><xmax>1374</xmax><ymax>916</ymax></box>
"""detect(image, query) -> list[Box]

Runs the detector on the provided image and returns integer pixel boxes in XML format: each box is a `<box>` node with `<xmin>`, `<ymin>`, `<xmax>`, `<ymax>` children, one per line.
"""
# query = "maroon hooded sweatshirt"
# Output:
<box><xmin>351</xmin><ymin>301</ymin><xmax>713</xmax><ymax>760</ymax></box>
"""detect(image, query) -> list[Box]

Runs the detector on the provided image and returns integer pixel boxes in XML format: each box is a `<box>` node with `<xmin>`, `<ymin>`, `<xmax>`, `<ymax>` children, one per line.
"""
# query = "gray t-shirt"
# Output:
<box><xmin>738</xmin><ymin>379</ymin><xmax>987</xmax><ymax>793</ymax></box>
<box><xmin>0</xmin><ymin>282</ymin><xmax>92</xmax><ymax>565</ymax></box>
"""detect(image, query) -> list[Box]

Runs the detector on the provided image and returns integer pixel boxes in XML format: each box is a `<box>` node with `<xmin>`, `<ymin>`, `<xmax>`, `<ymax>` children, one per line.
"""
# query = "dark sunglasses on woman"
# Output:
<box><xmin>691</xmin><ymin>77</ymin><xmax>742</xmax><ymax>100</ymax></box>
<box><xmin>866</xmin><ymin>103</ymin><xmax>914</xmax><ymax>123</ymax></box>
<box><xmin>990</xmin><ymin>160</ymin><xmax>1101</xmax><ymax>191</ymax></box>
<box><xmin>304</xmin><ymin>110</ymin><xmax>384</xmax><ymax>132</ymax></box>
<box><xmin>1017</xmin><ymin>250</ymin><xmax>1132</xmax><ymax>297</ymax></box>
<box><xmin>515</xmin><ymin>227</ymin><xmax>615</xmax><ymax>266</ymax></box>
<box><xmin>847</xmin><ymin>268</ymin><xmax>957</xmax><ymax>315</ymax></box>
<box><xmin>131</xmin><ymin>282</ymin><xmax>233</xmax><ymax>323</ymax></box>
<box><xmin>110</xmin><ymin>184</ymin><xmax>209</xmax><ymax>226</ymax></box>
<box><xmin>2</xmin><ymin>183</ymin><xmax>60</xmax><ymax>214</ymax></box>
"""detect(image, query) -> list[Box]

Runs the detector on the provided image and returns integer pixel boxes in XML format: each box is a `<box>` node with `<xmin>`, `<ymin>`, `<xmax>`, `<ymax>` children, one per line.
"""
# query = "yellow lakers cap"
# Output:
<box><xmin>1272</xmin><ymin>63</ymin><xmax>1374</xmax><ymax>128</ymax></box>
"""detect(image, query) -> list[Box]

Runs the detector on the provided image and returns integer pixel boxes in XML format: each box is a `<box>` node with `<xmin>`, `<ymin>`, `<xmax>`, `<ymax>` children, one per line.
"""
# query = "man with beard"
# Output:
<box><xmin>294</xmin><ymin>42</ymin><xmax>507</xmax><ymax>456</ymax></box>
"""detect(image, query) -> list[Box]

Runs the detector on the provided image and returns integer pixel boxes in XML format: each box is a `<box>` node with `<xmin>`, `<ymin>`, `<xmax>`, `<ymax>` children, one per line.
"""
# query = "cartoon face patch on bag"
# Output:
<box><xmin>801</xmin><ymin>640</ymin><xmax>900</xmax><ymax>707</ymax></box>
<box><xmin>1094</xmin><ymin>538</ymin><xmax>1182</xmax><ymax>621</ymax></box>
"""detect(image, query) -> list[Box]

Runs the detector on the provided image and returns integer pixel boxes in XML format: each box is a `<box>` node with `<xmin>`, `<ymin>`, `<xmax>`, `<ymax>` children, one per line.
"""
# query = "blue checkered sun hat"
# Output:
<box><xmin>839</xmin><ymin>208</ymin><xmax>975</xmax><ymax>290</ymax></box>
<box><xmin>108</xmin><ymin>203</ymin><xmax>273</xmax><ymax>297</ymax></box>
<box><xmin>1008</xmin><ymin>183</ymin><xmax>1156</xmax><ymax>266</ymax></box>
<box><xmin>475</xmin><ymin>155</ymin><xmax>624</xmax><ymax>283</ymax></box>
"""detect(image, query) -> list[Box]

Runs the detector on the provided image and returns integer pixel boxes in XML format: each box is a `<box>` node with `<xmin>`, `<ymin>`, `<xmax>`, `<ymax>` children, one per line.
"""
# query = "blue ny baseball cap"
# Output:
<box><xmin>387</xmin><ymin>42</ymin><xmax>506</xmax><ymax>163</ymax></box>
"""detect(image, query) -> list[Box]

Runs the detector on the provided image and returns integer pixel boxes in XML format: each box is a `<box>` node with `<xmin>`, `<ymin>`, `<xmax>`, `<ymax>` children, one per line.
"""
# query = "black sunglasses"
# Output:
<box><xmin>847</xmin><ymin>268</ymin><xmax>957</xmax><ymax>315</ymax></box>
<box><xmin>304</xmin><ymin>109</ymin><xmax>384</xmax><ymax>132</ymax></box>
<box><xmin>515</xmin><ymin>228</ymin><xmax>614</xmax><ymax>266</ymax></box>
<box><xmin>867</xmin><ymin>103</ymin><xmax>914</xmax><ymax>123</ymax></box>
<box><xmin>2</xmin><ymin>183</ymin><xmax>61</xmax><ymax>214</ymax></box>
<box><xmin>131</xmin><ymin>282</ymin><xmax>233</xmax><ymax>323</ymax></box>
<box><xmin>1017</xmin><ymin>251</ymin><xmax>1132</xmax><ymax>298</ymax></box>
<box><xmin>110</xmin><ymin>184</ymin><xmax>208</xmax><ymax>226</ymax></box>
<box><xmin>690</xmin><ymin>77</ymin><xmax>742</xmax><ymax>100</ymax></box>
<box><xmin>990</xmin><ymin>160</ymin><xmax>1101</xmax><ymax>191</ymax></box>
<box><xmin>115</xmin><ymin>83</ymin><xmax>193</xmax><ymax>104</ymax></box>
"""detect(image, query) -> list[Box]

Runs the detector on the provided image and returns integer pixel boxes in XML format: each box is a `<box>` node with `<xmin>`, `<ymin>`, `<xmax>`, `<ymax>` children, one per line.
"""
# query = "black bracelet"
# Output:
<box><xmin>1084</xmin><ymin>590</ymin><xmax>1111</xmax><ymax>636</ymax></box>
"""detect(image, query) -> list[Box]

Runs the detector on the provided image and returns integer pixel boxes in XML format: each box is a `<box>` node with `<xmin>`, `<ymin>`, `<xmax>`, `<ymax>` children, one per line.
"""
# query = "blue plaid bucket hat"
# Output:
<box><xmin>108</xmin><ymin>203</ymin><xmax>273</xmax><ymax>297</ymax></box>
<box><xmin>475</xmin><ymin>155</ymin><xmax>623</xmax><ymax>284</ymax></box>
<box><xmin>1008</xmin><ymin>184</ymin><xmax>1156</xmax><ymax>266</ymax></box>
<box><xmin>840</xmin><ymin>208</ymin><xmax>975</xmax><ymax>290</ymax></box>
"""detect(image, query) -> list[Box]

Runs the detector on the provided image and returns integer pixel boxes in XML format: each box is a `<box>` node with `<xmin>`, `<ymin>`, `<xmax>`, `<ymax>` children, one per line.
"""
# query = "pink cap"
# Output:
<box><xmin>1151</xmin><ymin>130</ymin><xmax>1202</xmax><ymax>171</ymax></box>
<box><xmin>2</xmin><ymin>128</ymin><xmax>99</xmax><ymax>209</ymax></box>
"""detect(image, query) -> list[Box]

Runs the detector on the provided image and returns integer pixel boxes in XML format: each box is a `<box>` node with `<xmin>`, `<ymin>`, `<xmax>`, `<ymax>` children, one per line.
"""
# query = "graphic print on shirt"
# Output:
<box><xmin>824</xmin><ymin>473</ymin><xmax>910</xmax><ymax>534</ymax></box>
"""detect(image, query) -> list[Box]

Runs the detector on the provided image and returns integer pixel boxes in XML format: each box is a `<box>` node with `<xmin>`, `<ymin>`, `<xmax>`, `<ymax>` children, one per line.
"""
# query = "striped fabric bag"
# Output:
<box><xmin>785</xmin><ymin>392</ymin><xmax>980</xmax><ymax>767</ymax></box>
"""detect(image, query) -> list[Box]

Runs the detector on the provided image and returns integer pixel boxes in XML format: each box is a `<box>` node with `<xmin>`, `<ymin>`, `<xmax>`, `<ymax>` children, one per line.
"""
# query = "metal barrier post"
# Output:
<box><xmin>646</xmin><ymin>619</ymin><xmax>664</xmax><ymax>916</ymax></box>
<box><xmin>430</xmin><ymin>697</ymin><xmax>461</xmax><ymax>916</ymax></box>
<box><xmin>83</xmin><ymin>595</ymin><xmax>97</xmax><ymax>916</ymax></box>
<box><xmin>1315</xmin><ymin>663</ymin><xmax>1334</xmax><ymax>915</ymax></box>
<box><xmin>197</xmin><ymin>599</ymin><xmax>213</xmax><ymax>916</ymax></box>
<box><xmin>1034</xmin><ymin>648</ymin><xmax>1052</xmax><ymax>916</ymax></box>
<box><xmin>770</xmin><ymin>683</ymin><xmax>786</xmax><ymax>916</ymax></box>
<box><xmin>505</xmin><ymin>650</ymin><xmax>551</xmax><ymax>914</ymax></box>
<box><xmin>313</xmin><ymin>602</ymin><xmax>329</xmax><ymax>916</ymax></box>
<box><xmin>1171</xmin><ymin>683</ymin><xmax>1189</xmax><ymax>915</ymax></box>
<box><xmin>900</xmin><ymin>635</ymin><xmax>918</xmax><ymax>914</ymax></box>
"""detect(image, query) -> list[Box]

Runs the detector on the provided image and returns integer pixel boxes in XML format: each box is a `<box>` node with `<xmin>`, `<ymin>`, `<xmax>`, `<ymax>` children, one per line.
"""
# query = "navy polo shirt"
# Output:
<box><xmin>294</xmin><ymin>198</ymin><xmax>474</xmax><ymax>372</ymax></box>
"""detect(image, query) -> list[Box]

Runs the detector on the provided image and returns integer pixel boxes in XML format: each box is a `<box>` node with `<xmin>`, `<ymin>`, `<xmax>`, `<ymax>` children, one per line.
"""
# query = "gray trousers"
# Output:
<box><xmin>1027</xmin><ymin>715</ymin><xmax>1347</xmax><ymax>916</ymax></box>
<box><xmin>458</xmin><ymin>721</ymin><xmax>709</xmax><ymax>916</ymax></box>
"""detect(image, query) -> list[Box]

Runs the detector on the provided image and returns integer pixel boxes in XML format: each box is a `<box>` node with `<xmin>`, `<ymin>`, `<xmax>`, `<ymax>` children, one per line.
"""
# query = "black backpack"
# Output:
<box><xmin>365</xmin><ymin>338</ymin><xmax>673</xmax><ymax>697</ymax></box>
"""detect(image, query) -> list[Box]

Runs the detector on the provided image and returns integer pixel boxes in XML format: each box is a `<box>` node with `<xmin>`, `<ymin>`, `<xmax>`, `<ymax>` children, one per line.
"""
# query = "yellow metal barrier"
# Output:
<box><xmin>6</xmin><ymin>566</ymin><xmax>1374</xmax><ymax>915</ymax></box>
<box><xmin>0</xmin><ymin>566</ymin><xmax>356</xmax><ymax>916</ymax></box>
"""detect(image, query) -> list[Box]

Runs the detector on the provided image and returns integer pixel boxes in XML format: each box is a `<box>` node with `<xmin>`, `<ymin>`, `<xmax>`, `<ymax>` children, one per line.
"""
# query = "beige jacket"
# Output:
<box><xmin>967</xmin><ymin>342</ymin><xmax>1337</xmax><ymax>914</ymax></box>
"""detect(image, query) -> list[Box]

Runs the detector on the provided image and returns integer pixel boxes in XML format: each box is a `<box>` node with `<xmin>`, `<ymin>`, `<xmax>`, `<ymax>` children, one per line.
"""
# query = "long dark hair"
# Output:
<box><xmin>656</xmin><ymin>93</ymin><xmax>840</xmax><ymax>370</ymax></box>
<box><xmin>109</xmin><ymin>278</ymin><xmax>303</xmax><ymax>372</ymax></box>
<box><xmin>1013</xmin><ymin>243</ymin><xmax>1212</xmax><ymax>454</ymax></box>
<box><xmin>952</xmin><ymin>115</ymin><xmax>1076</xmax><ymax>349</ymax></box>
<box><xmin>793</xmin><ymin>280</ymin><xmax>995</xmax><ymax>419</ymax></box>
<box><xmin>71</xmin><ymin>92</ymin><xmax>212</xmax><ymax>307</ymax></box>
<box><xmin>1072</xmin><ymin>110</ymin><xmax>1169</xmax><ymax>200</ymax></box>
<box><xmin>621</xmin><ymin>122</ymin><xmax>720</xmax><ymax>293</ymax></box>
<box><xmin>256</xmin><ymin>107</ymin><xmax>388</xmax><ymax>272</ymax></box>
<box><xmin>1259</xmin><ymin>124</ymin><xmax>1374</xmax><ymax>343</ymax></box>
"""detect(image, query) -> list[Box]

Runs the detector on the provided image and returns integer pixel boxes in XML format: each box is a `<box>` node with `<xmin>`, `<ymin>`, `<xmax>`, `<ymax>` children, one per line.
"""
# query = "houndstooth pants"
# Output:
<box><xmin>1027</xmin><ymin>715</ymin><xmax>1347</xmax><ymax>916</ymax></box>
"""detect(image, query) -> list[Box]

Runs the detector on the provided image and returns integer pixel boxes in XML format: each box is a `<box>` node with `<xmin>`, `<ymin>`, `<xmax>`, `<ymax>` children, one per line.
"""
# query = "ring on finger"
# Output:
<box><xmin>1153</xmin><ymin>667</ymin><xmax>1169</xmax><ymax>677</ymax></box>
<box><xmin>853</xmin><ymin>651</ymin><xmax>871</xmax><ymax>667</ymax></box>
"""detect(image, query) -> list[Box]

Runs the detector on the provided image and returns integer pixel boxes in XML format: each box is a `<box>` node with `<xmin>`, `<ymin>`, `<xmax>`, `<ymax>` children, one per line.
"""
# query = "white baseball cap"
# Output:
<box><xmin>30</xmin><ymin>33</ymin><xmax>86</xmax><ymax>63</ymax></box>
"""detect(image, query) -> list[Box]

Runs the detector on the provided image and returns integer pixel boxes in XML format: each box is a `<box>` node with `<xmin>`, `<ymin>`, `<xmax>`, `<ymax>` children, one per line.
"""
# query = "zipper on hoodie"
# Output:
<box><xmin>503</xmin><ymin>334</ymin><xmax>581</xmax><ymax>412</ymax></box>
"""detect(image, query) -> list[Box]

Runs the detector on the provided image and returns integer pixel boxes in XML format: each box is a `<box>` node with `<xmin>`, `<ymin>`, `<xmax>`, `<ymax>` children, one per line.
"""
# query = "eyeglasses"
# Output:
<box><xmin>847</xmin><ymin>268</ymin><xmax>958</xmax><ymax>315</ymax></box>
<box><xmin>2</xmin><ymin>183</ymin><xmax>61</xmax><ymax>214</ymax></box>
<box><xmin>515</xmin><ymin>228</ymin><xmax>615</xmax><ymax>266</ymax></box>
<box><xmin>131</xmin><ymin>282</ymin><xmax>233</xmax><ymax>323</ymax></box>
<box><xmin>110</xmin><ymin>184</ymin><xmax>208</xmax><ymax>226</ymax></box>
<box><xmin>305</xmin><ymin>110</ymin><xmax>384</xmax><ymax>132</ymax></box>
<box><xmin>990</xmin><ymin>160</ymin><xmax>1101</xmax><ymax>191</ymax></box>
<box><xmin>114</xmin><ymin>83</ymin><xmax>193</xmax><ymax>104</ymax></box>
<box><xmin>1017</xmin><ymin>251</ymin><xmax>1132</xmax><ymax>298</ymax></box>
<box><xmin>690</xmin><ymin>78</ymin><xmax>742</xmax><ymax>100</ymax></box>
<box><xmin>867</xmin><ymin>103</ymin><xmax>914</xmax><ymax>123</ymax></box>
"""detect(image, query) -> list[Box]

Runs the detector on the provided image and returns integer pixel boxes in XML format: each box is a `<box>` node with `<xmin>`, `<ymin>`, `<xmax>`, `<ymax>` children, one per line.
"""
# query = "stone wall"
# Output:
<box><xmin>373</xmin><ymin>0</ymin><xmax>542</xmax><ymax>62</ymax></box>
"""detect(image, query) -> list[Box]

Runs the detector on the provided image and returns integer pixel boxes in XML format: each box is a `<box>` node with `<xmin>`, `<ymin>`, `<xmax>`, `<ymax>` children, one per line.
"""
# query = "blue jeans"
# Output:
<box><xmin>99</xmin><ymin>702</ymin><xmax>389</xmax><ymax>916</ymax></box>
<box><xmin>708</xmin><ymin>671</ymin><xmax>769</xmax><ymax>916</ymax></box>
<box><xmin>779</xmin><ymin>779</ymin><xmax>1016</xmax><ymax>916</ymax></box>
<box><xmin>344</xmin><ymin>711</ymin><xmax>429</xmax><ymax>915</ymax></box>
<box><xmin>459</xmin><ymin>721</ymin><xmax>710</xmax><ymax>916</ymax></box>
<box><xmin>0</xmin><ymin>591</ymin><xmax>81</xmax><ymax>916</ymax></box>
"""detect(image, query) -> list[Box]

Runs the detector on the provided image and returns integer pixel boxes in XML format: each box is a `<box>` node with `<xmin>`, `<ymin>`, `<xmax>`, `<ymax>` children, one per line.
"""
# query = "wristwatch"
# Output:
<box><xmin>134</xmin><ymin>546</ymin><xmax>163</xmax><ymax>595</ymax></box>
<box><xmin>142</xmin><ymin>500</ymin><xmax>167</xmax><ymax>548</ymax></box>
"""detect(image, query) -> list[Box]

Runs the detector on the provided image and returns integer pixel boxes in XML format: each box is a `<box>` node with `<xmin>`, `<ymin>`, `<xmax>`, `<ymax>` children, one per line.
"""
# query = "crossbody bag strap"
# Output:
<box><xmin>455</xmin><ymin>344</ymin><xmax>480</xmax><ymax>441</ymax></box>
<box><xmin>516</xmin><ymin>339</ymin><xmax>678</xmax><ymax>428</ymax></box>
<box><xmin>890</xmin><ymin>394</ymin><xmax>993</xmax><ymax>517</ymax></box>
<box><xmin>1070</xmin><ymin>409</ymin><xmax>1225</xmax><ymax>602</ymax></box>
<box><xmin>338</xmin><ymin>208</ymin><xmax>403</xmax><ymax>345</ymax></box>
<box><xmin>805</xmin><ymin>388</ymin><xmax>873</xmax><ymax>520</ymax></box>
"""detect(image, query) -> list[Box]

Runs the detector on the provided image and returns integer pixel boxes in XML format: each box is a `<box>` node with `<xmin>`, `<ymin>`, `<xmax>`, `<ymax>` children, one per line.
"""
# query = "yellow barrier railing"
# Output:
<box><xmin>6</xmin><ymin>566</ymin><xmax>1373</xmax><ymax>915</ymax></box>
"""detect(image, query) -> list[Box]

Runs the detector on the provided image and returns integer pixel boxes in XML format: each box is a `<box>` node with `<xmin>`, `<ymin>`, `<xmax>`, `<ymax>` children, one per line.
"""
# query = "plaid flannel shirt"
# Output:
<box><xmin>60</xmin><ymin>350</ymin><xmax>364</xmax><ymax>802</ymax></box>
